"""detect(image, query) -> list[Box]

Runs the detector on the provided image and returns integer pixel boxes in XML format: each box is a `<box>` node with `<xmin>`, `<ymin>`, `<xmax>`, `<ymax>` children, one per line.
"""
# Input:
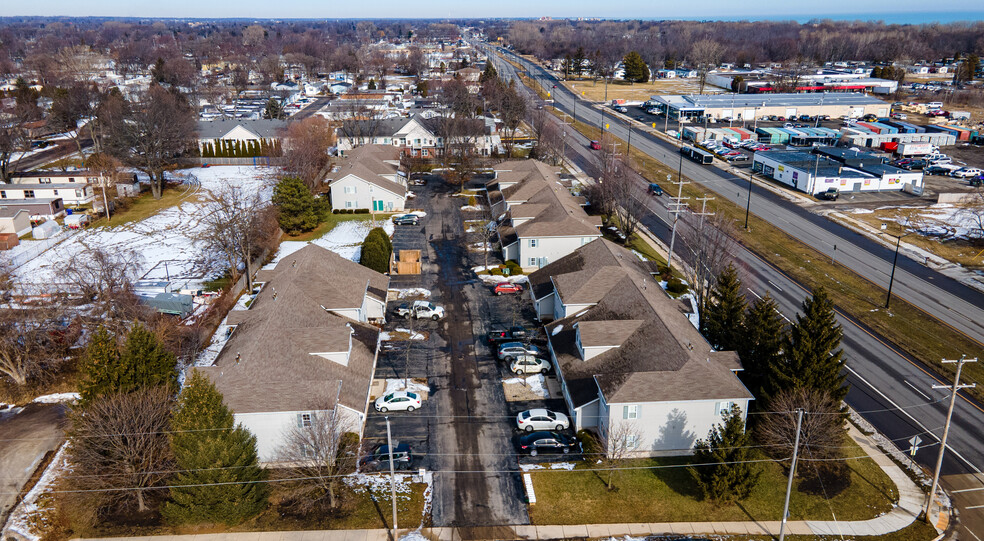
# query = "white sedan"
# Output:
<box><xmin>510</xmin><ymin>355</ymin><xmax>551</xmax><ymax>375</ymax></box>
<box><xmin>517</xmin><ymin>408</ymin><xmax>570</xmax><ymax>432</ymax></box>
<box><xmin>374</xmin><ymin>391</ymin><xmax>422</xmax><ymax>413</ymax></box>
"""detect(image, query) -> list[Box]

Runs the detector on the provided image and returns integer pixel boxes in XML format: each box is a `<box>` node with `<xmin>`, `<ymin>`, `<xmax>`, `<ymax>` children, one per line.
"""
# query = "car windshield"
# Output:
<box><xmin>383</xmin><ymin>393</ymin><xmax>394</xmax><ymax>401</ymax></box>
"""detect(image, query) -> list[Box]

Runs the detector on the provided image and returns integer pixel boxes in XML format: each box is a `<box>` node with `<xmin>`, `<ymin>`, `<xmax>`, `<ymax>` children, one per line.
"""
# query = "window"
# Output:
<box><xmin>715</xmin><ymin>401</ymin><xmax>734</xmax><ymax>415</ymax></box>
<box><xmin>301</xmin><ymin>413</ymin><xmax>312</xmax><ymax>427</ymax></box>
<box><xmin>75</xmin><ymin>189</ymin><xmax>83</xmax><ymax>198</ymax></box>
<box><xmin>626</xmin><ymin>434</ymin><xmax>639</xmax><ymax>448</ymax></box>
<box><xmin>343</xmin><ymin>186</ymin><xmax>356</xmax><ymax>194</ymax></box>
<box><xmin>24</xmin><ymin>190</ymin><xmax>35</xmax><ymax>199</ymax></box>
<box><xmin>528</xmin><ymin>258</ymin><xmax>537</xmax><ymax>267</ymax></box>
<box><xmin>68</xmin><ymin>177</ymin><xmax>75</xmax><ymax>183</ymax></box>
<box><xmin>53</xmin><ymin>190</ymin><xmax>58</xmax><ymax>195</ymax></box>
<box><xmin>414</xmin><ymin>138</ymin><xmax>421</xmax><ymax>145</ymax></box>
<box><xmin>0</xmin><ymin>191</ymin><xmax>5</xmax><ymax>199</ymax></box>
<box><xmin>622</xmin><ymin>405</ymin><xmax>639</xmax><ymax>420</ymax></box>
<box><xmin>528</xmin><ymin>239</ymin><xmax>538</xmax><ymax>248</ymax></box>
<box><xmin>345</xmin><ymin>201</ymin><xmax>354</xmax><ymax>208</ymax></box>
<box><xmin>40</xmin><ymin>177</ymin><xmax>51</xmax><ymax>184</ymax></box>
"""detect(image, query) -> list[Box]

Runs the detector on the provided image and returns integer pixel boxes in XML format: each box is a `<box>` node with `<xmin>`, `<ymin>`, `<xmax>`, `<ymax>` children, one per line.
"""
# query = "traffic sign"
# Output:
<box><xmin>908</xmin><ymin>435</ymin><xmax>922</xmax><ymax>456</ymax></box>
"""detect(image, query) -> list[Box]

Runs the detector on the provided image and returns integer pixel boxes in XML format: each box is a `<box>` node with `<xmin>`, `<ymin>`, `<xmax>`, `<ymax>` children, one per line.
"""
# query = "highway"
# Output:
<box><xmin>496</xmin><ymin>47</ymin><xmax>984</xmax><ymax>348</ymax></box>
<box><xmin>484</xmin><ymin>43</ymin><xmax>984</xmax><ymax>535</ymax></box>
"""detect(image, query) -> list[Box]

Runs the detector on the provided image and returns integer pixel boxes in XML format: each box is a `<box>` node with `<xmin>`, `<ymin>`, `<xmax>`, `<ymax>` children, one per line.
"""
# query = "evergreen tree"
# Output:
<box><xmin>118</xmin><ymin>323</ymin><xmax>178</xmax><ymax>393</ymax></box>
<box><xmin>738</xmin><ymin>294</ymin><xmax>787</xmax><ymax>404</ymax></box>
<box><xmin>163</xmin><ymin>372</ymin><xmax>268</xmax><ymax>525</ymax></box>
<box><xmin>702</xmin><ymin>264</ymin><xmax>746</xmax><ymax>351</ymax></box>
<box><xmin>367</xmin><ymin>78</ymin><xmax>377</xmax><ymax>90</ymax></box>
<box><xmin>78</xmin><ymin>326</ymin><xmax>121</xmax><ymax>405</ymax></box>
<box><xmin>272</xmin><ymin>176</ymin><xmax>322</xmax><ymax>234</ymax></box>
<box><xmin>263</xmin><ymin>98</ymin><xmax>282</xmax><ymax>120</ymax></box>
<box><xmin>690</xmin><ymin>405</ymin><xmax>760</xmax><ymax>502</ymax></box>
<box><xmin>572</xmin><ymin>47</ymin><xmax>587</xmax><ymax>76</ymax></box>
<box><xmin>779</xmin><ymin>287</ymin><xmax>848</xmax><ymax>402</ymax></box>
<box><xmin>359</xmin><ymin>235</ymin><xmax>390</xmax><ymax>274</ymax></box>
<box><xmin>480</xmin><ymin>62</ymin><xmax>498</xmax><ymax>84</ymax></box>
<box><xmin>622</xmin><ymin>51</ymin><xmax>650</xmax><ymax>83</ymax></box>
<box><xmin>366</xmin><ymin>226</ymin><xmax>392</xmax><ymax>256</ymax></box>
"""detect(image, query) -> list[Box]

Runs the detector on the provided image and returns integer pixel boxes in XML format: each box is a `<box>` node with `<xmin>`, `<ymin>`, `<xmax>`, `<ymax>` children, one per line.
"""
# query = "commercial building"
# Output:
<box><xmin>752</xmin><ymin>147</ymin><xmax>923</xmax><ymax>195</ymax></box>
<box><xmin>648</xmin><ymin>92</ymin><xmax>889</xmax><ymax>122</ymax></box>
<box><xmin>707</xmin><ymin>70</ymin><xmax>899</xmax><ymax>95</ymax></box>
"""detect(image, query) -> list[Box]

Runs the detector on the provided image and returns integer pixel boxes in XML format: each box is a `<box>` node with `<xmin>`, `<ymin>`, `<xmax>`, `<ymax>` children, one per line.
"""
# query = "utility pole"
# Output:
<box><xmin>385</xmin><ymin>417</ymin><xmax>399</xmax><ymax>535</ymax></box>
<box><xmin>779</xmin><ymin>408</ymin><xmax>805</xmax><ymax>541</ymax></box>
<box><xmin>694</xmin><ymin>196</ymin><xmax>715</xmax><ymax>231</ymax></box>
<box><xmin>924</xmin><ymin>356</ymin><xmax>977</xmax><ymax>524</ymax></box>
<box><xmin>626</xmin><ymin>119</ymin><xmax>633</xmax><ymax>156</ymax></box>
<box><xmin>744</xmin><ymin>168</ymin><xmax>754</xmax><ymax>230</ymax></box>
<box><xmin>666</xmin><ymin>174</ymin><xmax>691</xmax><ymax>272</ymax></box>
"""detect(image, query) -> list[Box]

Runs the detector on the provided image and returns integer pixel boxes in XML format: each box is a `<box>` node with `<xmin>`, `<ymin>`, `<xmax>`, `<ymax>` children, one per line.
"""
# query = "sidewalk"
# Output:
<box><xmin>74</xmin><ymin>424</ymin><xmax>941</xmax><ymax>541</ymax></box>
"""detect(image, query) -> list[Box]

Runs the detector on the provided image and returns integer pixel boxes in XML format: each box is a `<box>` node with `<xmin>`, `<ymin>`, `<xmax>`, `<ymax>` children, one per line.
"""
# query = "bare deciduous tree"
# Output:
<box><xmin>61</xmin><ymin>246</ymin><xmax>146</xmax><ymax>334</ymax></box>
<box><xmin>67</xmin><ymin>386</ymin><xmax>175</xmax><ymax>514</ymax></box>
<box><xmin>681</xmin><ymin>212</ymin><xmax>737</xmax><ymax>328</ymax></box>
<box><xmin>198</xmin><ymin>186</ymin><xmax>279</xmax><ymax>293</ymax></box>
<box><xmin>958</xmin><ymin>187</ymin><xmax>984</xmax><ymax>245</ymax></box>
<box><xmin>276</xmin><ymin>407</ymin><xmax>358</xmax><ymax>511</ymax></box>
<box><xmin>598</xmin><ymin>421</ymin><xmax>643</xmax><ymax>490</ymax></box>
<box><xmin>689</xmin><ymin>39</ymin><xmax>724</xmax><ymax>95</ymax></box>
<box><xmin>282</xmin><ymin>116</ymin><xmax>335</xmax><ymax>192</ymax></box>
<box><xmin>0</xmin><ymin>296</ymin><xmax>72</xmax><ymax>387</ymax></box>
<box><xmin>755</xmin><ymin>388</ymin><xmax>846</xmax><ymax>468</ymax></box>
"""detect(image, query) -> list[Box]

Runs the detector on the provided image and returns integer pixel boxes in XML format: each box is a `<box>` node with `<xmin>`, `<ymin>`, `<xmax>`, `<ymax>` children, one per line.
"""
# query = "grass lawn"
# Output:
<box><xmin>90</xmin><ymin>184</ymin><xmax>200</xmax><ymax>228</ymax></box>
<box><xmin>846</xmin><ymin>206</ymin><xmax>984</xmax><ymax>269</ymax></box>
<box><xmin>282</xmin><ymin>212</ymin><xmax>392</xmax><ymax>242</ymax></box>
<box><xmin>527</xmin><ymin>438</ymin><xmax>897</xmax><ymax>525</ymax></box>
<box><xmin>536</xmin><ymin>79</ymin><xmax>984</xmax><ymax>401</ymax></box>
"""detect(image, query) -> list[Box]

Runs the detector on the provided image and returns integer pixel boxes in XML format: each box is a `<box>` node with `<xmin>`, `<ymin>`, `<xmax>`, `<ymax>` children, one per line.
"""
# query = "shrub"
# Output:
<box><xmin>359</xmin><ymin>236</ymin><xmax>390</xmax><ymax>274</ymax></box>
<box><xmin>504</xmin><ymin>260</ymin><xmax>524</xmax><ymax>275</ymax></box>
<box><xmin>489</xmin><ymin>267</ymin><xmax>503</xmax><ymax>276</ymax></box>
<box><xmin>332</xmin><ymin>209</ymin><xmax>340</xmax><ymax>214</ymax></box>
<box><xmin>577</xmin><ymin>429</ymin><xmax>601</xmax><ymax>457</ymax></box>
<box><xmin>468</xmin><ymin>195</ymin><xmax>477</xmax><ymax>206</ymax></box>
<box><xmin>272</xmin><ymin>177</ymin><xmax>321</xmax><ymax>234</ymax></box>
<box><xmin>666</xmin><ymin>277</ymin><xmax>689</xmax><ymax>295</ymax></box>
<box><xmin>366</xmin><ymin>227</ymin><xmax>393</xmax><ymax>255</ymax></box>
<box><xmin>355</xmin><ymin>208</ymin><xmax>370</xmax><ymax>214</ymax></box>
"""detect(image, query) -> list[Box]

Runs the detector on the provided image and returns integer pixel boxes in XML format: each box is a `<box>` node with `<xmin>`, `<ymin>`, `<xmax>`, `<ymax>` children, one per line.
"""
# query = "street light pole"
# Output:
<box><xmin>385</xmin><ymin>417</ymin><xmax>398</xmax><ymax>535</ymax></box>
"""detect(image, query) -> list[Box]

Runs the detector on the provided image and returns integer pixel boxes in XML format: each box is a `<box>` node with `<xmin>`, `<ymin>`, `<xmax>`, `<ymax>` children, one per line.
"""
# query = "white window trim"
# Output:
<box><xmin>623</xmin><ymin>405</ymin><xmax>639</xmax><ymax>420</ymax></box>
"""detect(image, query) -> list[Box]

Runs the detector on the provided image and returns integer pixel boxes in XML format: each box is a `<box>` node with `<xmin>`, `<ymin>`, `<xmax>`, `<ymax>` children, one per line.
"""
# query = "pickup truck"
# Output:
<box><xmin>395</xmin><ymin>300</ymin><xmax>445</xmax><ymax>320</ymax></box>
<box><xmin>487</xmin><ymin>326</ymin><xmax>529</xmax><ymax>344</ymax></box>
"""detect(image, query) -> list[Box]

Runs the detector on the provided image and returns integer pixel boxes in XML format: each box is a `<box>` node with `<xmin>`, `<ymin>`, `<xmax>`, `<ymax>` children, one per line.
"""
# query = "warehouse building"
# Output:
<box><xmin>752</xmin><ymin>148</ymin><xmax>923</xmax><ymax>195</ymax></box>
<box><xmin>649</xmin><ymin>92</ymin><xmax>889</xmax><ymax>122</ymax></box>
<box><xmin>707</xmin><ymin>70</ymin><xmax>899</xmax><ymax>95</ymax></box>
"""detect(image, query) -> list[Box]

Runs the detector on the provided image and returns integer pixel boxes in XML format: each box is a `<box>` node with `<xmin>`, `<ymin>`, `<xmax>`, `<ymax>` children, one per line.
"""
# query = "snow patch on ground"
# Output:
<box><xmin>477</xmin><ymin>273</ymin><xmax>528</xmax><ymax>285</ymax></box>
<box><xmin>384</xmin><ymin>378</ymin><xmax>430</xmax><ymax>395</ymax></box>
<box><xmin>406</xmin><ymin>210</ymin><xmax>427</xmax><ymax>217</ymax></box>
<box><xmin>551</xmin><ymin>324</ymin><xmax>564</xmax><ymax>336</ymax></box>
<box><xmin>3</xmin><ymin>443</ymin><xmax>70</xmax><ymax>541</ymax></box>
<box><xmin>390</xmin><ymin>288</ymin><xmax>431</xmax><ymax>299</ymax></box>
<box><xmin>32</xmin><ymin>392</ymin><xmax>80</xmax><ymax>404</ymax></box>
<box><xmin>344</xmin><ymin>470</ymin><xmax>433</xmax><ymax>528</ymax></box>
<box><xmin>460</xmin><ymin>205</ymin><xmax>483</xmax><ymax>211</ymax></box>
<box><xmin>12</xmin><ymin>167</ymin><xmax>275</xmax><ymax>288</ymax></box>
<box><xmin>380</xmin><ymin>328</ymin><xmax>426</xmax><ymax>341</ymax></box>
<box><xmin>522</xmin><ymin>461</ymin><xmax>576</xmax><ymax>471</ymax></box>
<box><xmin>272</xmin><ymin>218</ymin><xmax>395</xmax><ymax>264</ymax></box>
<box><xmin>502</xmin><ymin>375</ymin><xmax>549</xmax><ymax>398</ymax></box>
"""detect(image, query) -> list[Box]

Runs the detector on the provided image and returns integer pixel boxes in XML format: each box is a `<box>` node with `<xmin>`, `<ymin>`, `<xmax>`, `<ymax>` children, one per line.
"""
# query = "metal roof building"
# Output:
<box><xmin>649</xmin><ymin>92</ymin><xmax>890</xmax><ymax>121</ymax></box>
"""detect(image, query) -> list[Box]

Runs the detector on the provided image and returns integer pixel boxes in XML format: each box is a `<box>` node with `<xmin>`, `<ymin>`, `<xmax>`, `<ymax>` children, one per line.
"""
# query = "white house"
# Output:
<box><xmin>197</xmin><ymin>118</ymin><xmax>287</xmax><ymax>155</ymax></box>
<box><xmin>486</xmin><ymin>160</ymin><xmax>602</xmax><ymax>271</ymax></box>
<box><xmin>9</xmin><ymin>171</ymin><xmax>98</xmax><ymax>185</ymax></box>
<box><xmin>0</xmin><ymin>183</ymin><xmax>94</xmax><ymax>205</ymax></box>
<box><xmin>532</xmin><ymin>239</ymin><xmax>754</xmax><ymax>456</ymax></box>
<box><xmin>195</xmin><ymin>244</ymin><xmax>390</xmax><ymax>462</ymax></box>
<box><xmin>0</xmin><ymin>208</ymin><xmax>31</xmax><ymax>237</ymax></box>
<box><xmin>327</xmin><ymin>145</ymin><xmax>408</xmax><ymax>212</ymax></box>
<box><xmin>337</xmin><ymin>114</ymin><xmax>502</xmax><ymax>157</ymax></box>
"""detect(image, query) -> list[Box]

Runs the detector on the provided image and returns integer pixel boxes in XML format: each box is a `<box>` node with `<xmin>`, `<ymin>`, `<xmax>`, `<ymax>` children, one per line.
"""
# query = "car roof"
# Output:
<box><xmin>525</xmin><ymin>408</ymin><xmax>549</xmax><ymax>416</ymax></box>
<box><xmin>499</xmin><ymin>341</ymin><xmax>524</xmax><ymax>348</ymax></box>
<box><xmin>519</xmin><ymin>430</ymin><xmax>559</xmax><ymax>442</ymax></box>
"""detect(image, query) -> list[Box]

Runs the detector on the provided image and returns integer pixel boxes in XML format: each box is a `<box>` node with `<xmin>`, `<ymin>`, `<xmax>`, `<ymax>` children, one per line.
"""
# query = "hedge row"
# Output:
<box><xmin>331</xmin><ymin>208</ymin><xmax>372</xmax><ymax>214</ymax></box>
<box><xmin>200</xmin><ymin>139</ymin><xmax>283</xmax><ymax>158</ymax></box>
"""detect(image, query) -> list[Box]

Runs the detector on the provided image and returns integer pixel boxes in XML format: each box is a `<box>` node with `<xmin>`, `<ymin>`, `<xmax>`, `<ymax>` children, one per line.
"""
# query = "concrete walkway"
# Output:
<box><xmin>76</xmin><ymin>424</ymin><xmax>942</xmax><ymax>541</ymax></box>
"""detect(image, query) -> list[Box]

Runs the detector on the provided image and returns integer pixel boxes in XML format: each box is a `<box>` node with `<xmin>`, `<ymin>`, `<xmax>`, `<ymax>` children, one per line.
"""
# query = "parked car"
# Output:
<box><xmin>953</xmin><ymin>167</ymin><xmax>984</xmax><ymax>178</ymax></box>
<box><xmin>924</xmin><ymin>165</ymin><xmax>954</xmax><ymax>175</ymax></box>
<box><xmin>517</xmin><ymin>431</ymin><xmax>578</xmax><ymax>456</ymax></box>
<box><xmin>497</xmin><ymin>342</ymin><xmax>542</xmax><ymax>361</ymax></box>
<box><xmin>487</xmin><ymin>326</ymin><xmax>530</xmax><ymax>344</ymax></box>
<box><xmin>494</xmin><ymin>282</ymin><xmax>524</xmax><ymax>295</ymax></box>
<box><xmin>516</xmin><ymin>409</ymin><xmax>570</xmax><ymax>432</ymax></box>
<box><xmin>395</xmin><ymin>300</ymin><xmax>446</xmax><ymax>320</ymax></box>
<box><xmin>361</xmin><ymin>443</ymin><xmax>413</xmax><ymax>471</ymax></box>
<box><xmin>589</xmin><ymin>140</ymin><xmax>601</xmax><ymax>150</ymax></box>
<box><xmin>374</xmin><ymin>391</ymin><xmax>422</xmax><ymax>412</ymax></box>
<box><xmin>647</xmin><ymin>183</ymin><xmax>664</xmax><ymax>196</ymax></box>
<box><xmin>926</xmin><ymin>155</ymin><xmax>952</xmax><ymax>165</ymax></box>
<box><xmin>392</xmin><ymin>214</ymin><xmax>419</xmax><ymax>226</ymax></box>
<box><xmin>510</xmin><ymin>355</ymin><xmax>551</xmax><ymax>374</ymax></box>
<box><xmin>409</xmin><ymin>178</ymin><xmax>427</xmax><ymax>186</ymax></box>
<box><xmin>815</xmin><ymin>188</ymin><xmax>839</xmax><ymax>201</ymax></box>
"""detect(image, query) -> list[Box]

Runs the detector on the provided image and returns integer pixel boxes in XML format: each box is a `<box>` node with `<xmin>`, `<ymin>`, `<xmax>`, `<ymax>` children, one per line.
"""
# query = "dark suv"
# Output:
<box><xmin>487</xmin><ymin>326</ymin><xmax>529</xmax><ymax>344</ymax></box>
<box><xmin>392</xmin><ymin>214</ymin><xmax>419</xmax><ymax>226</ymax></box>
<box><xmin>648</xmin><ymin>183</ymin><xmax>664</xmax><ymax>196</ymax></box>
<box><xmin>361</xmin><ymin>443</ymin><xmax>413</xmax><ymax>471</ymax></box>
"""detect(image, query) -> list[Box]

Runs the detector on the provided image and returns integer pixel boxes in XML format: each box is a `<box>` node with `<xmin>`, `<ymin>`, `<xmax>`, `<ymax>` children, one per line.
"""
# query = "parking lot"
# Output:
<box><xmin>360</xmin><ymin>175</ymin><xmax>576</xmax><ymax>527</ymax></box>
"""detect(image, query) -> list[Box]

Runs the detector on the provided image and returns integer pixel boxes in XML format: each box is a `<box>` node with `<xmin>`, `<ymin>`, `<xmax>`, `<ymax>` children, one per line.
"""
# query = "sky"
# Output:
<box><xmin>1</xmin><ymin>0</ymin><xmax>983</xmax><ymax>22</ymax></box>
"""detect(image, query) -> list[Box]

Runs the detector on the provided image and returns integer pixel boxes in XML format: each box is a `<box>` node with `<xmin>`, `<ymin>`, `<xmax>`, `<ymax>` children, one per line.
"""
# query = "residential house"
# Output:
<box><xmin>0</xmin><ymin>208</ymin><xmax>31</xmax><ymax>237</ymax></box>
<box><xmin>486</xmin><ymin>160</ymin><xmax>602</xmax><ymax>271</ymax></box>
<box><xmin>336</xmin><ymin>114</ymin><xmax>502</xmax><ymax>157</ymax></box>
<box><xmin>197</xmin><ymin>118</ymin><xmax>287</xmax><ymax>155</ymax></box>
<box><xmin>0</xmin><ymin>184</ymin><xmax>94</xmax><ymax>205</ymax></box>
<box><xmin>327</xmin><ymin>145</ymin><xmax>408</xmax><ymax>212</ymax></box>
<box><xmin>530</xmin><ymin>239</ymin><xmax>753</xmax><ymax>456</ymax></box>
<box><xmin>9</xmin><ymin>171</ymin><xmax>99</xmax><ymax>185</ymax></box>
<box><xmin>195</xmin><ymin>244</ymin><xmax>389</xmax><ymax>462</ymax></box>
<box><xmin>0</xmin><ymin>198</ymin><xmax>65</xmax><ymax>220</ymax></box>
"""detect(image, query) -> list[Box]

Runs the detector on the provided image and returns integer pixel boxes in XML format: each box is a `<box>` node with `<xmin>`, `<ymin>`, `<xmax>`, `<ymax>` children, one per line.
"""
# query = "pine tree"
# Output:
<box><xmin>690</xmin><ymin>405</ymin><xmax>760</xmax><ymax>502</ymax></box>
<box><xmin>622</xmin><ymin>51</ymin><xmax>650</xmax><ymax>83</ymax></box>
<box><xmin>163</xmin><ymin>372</ymin><xmax>268</xmax><ymax>525</ymax></box>
<box><xmin>359</xmin><ymin>235</ymin><xmax>390</xmax><ymax>274</ymax></box>
<box><xmin>480</xmin><ymin>62</ymin><xmax>498</xmax><ymax>84</ymax></box>
<box><xmin>366</xmin><ymin>226</ymin><xmax>392</xmax><ymax>256</ymax></box>
<box><xmin>738</xmin><ymin>294</ymin><xmax>787</xmax><ymax>404</ymax></box>
<box><xmin>702</xmin><ymin>264</ymin><xmax>746</xmax><ymax>351</ymax></box>
<box><xmin>118</xmin><ymin>323</ymin><xmax>178</xmax><ymax>394</ymax></box>
<box><xmin>272</xmin><ymin>176</ymin><xmax>321</xmax><ymax>234</ymax></box>
<box><xmin>78</xmin><ymin>326</ymin><xmax>121</xmax><ymax>405</ymax></box>
<box><xmin>780</xmin><ymin>287</ymin><xmax>848</xmax><ymax>402</ymax></box>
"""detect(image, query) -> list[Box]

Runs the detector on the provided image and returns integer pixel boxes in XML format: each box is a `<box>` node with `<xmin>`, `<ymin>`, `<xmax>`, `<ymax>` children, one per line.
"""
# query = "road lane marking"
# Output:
<box><xmin>845</xmin><ymin>364</ymin><xmax>982</xmax><ymax>474</ymax></box>
<box><xmin>767</xmin><ymin>280</ymin><xmax>783</xmax><ymax>292</ymax></box>
<box><xmin>904</xmin><ymin>380</ymin><xmax>932</xmax><ymax>401</ymax></box>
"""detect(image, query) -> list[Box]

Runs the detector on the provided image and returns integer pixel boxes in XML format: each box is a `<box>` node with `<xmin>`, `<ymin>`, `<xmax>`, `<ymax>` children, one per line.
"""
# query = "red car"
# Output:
<box><xmin>589</xmin><ymin>140</ymin><xmax>601</xmax><ymax>150</ymax></box>
<box><xmin>494</xmin><ymin>283</ymin><xmax>524</xmax><ymax>295</ymax></box>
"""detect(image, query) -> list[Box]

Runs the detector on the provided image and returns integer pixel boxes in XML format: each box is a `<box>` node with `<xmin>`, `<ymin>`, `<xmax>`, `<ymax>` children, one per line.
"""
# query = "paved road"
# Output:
<box><xmin>0</xmin><ymin>404</ymin><xmax>66</xmax><ymax>526</ymax></box>
<box><xmin>483</xmin><ymin>43</ymin><xmax>984</xmax><ymax>538</ymax></box>
<box><xmin>492</xmin><ymin>46</ymin><xmax>984</xmax><ymax>348</ymax></box>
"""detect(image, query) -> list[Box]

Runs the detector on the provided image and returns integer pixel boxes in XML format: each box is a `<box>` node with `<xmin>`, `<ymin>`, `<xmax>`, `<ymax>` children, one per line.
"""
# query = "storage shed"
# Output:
<box><xmin>32</xmin><ymin>220</ymin><xmax>61</xmax><ymax>240</ymax></box>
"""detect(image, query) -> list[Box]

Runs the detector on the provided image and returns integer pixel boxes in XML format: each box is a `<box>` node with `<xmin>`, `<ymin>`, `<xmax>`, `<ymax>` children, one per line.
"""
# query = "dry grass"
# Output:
<box><xmin>560</xmin><ymin>78</ymin><xmax>726</xmax><ymax>102</ymax></box>
<box><xmin>845</xmin><ymin>207</ymin><xmax>984</xmax><ymax>269</ymax></box>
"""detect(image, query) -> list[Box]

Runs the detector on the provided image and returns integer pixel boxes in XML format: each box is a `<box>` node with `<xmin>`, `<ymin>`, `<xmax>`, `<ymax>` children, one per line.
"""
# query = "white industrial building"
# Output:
<box><xmin>649</xmin><ymin>92</ymin><xmax>889</xmax><ymax>122</ymax></box>
<box><xmin>752</xmin><ymin>148</ymin><xmax>923</xmax><ymax>195</ymax></box>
